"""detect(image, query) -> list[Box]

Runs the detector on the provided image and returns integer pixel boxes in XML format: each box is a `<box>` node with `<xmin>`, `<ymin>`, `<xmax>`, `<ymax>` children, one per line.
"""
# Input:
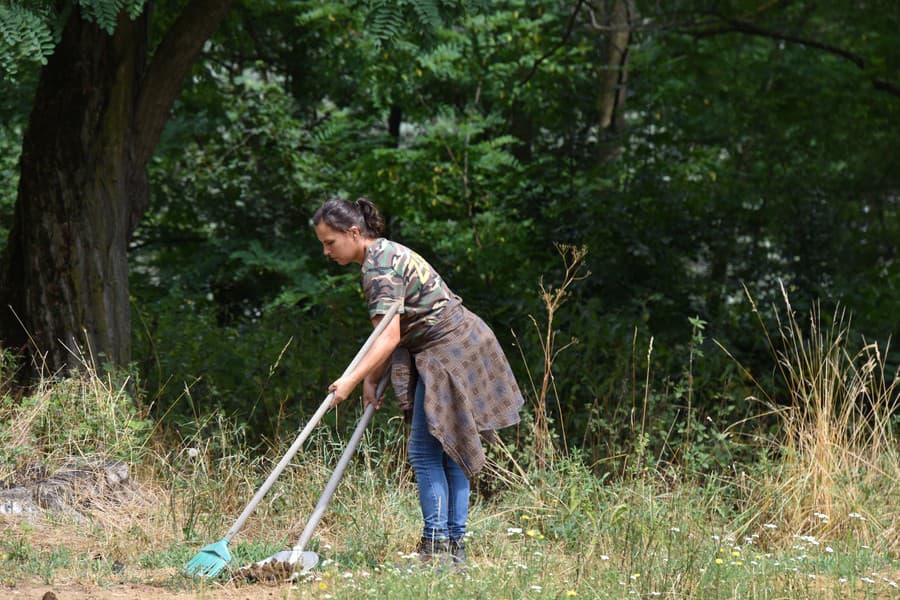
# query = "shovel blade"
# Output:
<box><xmin>233</xmin><ymin>550</ymin><xmax>319</xmax><ymax>583</ymax></box>
<box><xmin>299</xmin><ymin>550</ymin><xmax>319</xmax><ymax>572</ymax></box>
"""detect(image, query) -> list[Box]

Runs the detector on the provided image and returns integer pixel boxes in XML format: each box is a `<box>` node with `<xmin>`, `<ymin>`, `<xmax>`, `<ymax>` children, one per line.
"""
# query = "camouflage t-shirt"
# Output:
<box><xmin>361</xmin><ymin>238</ymin><xmax>456</xmax><ymax>345</ymax></box>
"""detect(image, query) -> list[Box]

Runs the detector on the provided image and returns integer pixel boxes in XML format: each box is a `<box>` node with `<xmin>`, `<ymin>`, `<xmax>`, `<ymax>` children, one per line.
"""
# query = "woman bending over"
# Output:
<box><xmin>313</xmin><ymin>197</ymin><xmax>524</xmax><ymax>565</ymax></box>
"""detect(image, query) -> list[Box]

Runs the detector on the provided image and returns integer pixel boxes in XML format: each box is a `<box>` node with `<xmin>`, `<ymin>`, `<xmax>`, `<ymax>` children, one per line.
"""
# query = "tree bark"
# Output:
<box><xmin>593</xmin><ymin>0</ymin><xmax>635</xmax><ymax>162</ymax></box>
<box><xmin>0</xmin><ymin>0</ymin><xmax>232</xmax><ymax>376</ymax></box>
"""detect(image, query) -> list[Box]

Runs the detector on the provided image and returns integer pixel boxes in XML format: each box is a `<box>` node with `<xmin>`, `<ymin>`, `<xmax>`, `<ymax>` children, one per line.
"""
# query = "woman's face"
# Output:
<box><xmin>315</xmin><ymin>223</ymin><xmax>363</xmax><ymax>266</ymax></box>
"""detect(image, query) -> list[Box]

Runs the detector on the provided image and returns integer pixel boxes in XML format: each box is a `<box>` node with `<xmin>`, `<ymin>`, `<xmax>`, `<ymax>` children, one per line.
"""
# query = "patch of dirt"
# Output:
<box><xmin>0</xmin><ymin>477</ymin><xmax>309</xmax><ymax>600</ymax></box>
<box><xmin>4</xmin><ymin>576</ymin><xmax>301</xmax><ymax>599</ymax></box>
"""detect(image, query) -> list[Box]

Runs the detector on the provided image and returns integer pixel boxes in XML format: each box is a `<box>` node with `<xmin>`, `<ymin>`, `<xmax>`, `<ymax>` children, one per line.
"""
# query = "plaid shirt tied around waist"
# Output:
<box><xmin>391</xmin><ymin>303</ymin><xmax>524</xmax><ymax>478</ymax></box>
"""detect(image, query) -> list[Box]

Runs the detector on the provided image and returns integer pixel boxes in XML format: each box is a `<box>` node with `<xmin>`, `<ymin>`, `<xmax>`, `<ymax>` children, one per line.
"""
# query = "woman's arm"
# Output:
<box><xmin>327</xmin><ymin>312</ymin><xmax>401</xmax><ymax>407</ymax></box>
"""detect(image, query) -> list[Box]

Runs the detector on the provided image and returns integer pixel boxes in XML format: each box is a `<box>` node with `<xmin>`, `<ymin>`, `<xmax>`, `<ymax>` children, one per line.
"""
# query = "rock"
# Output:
<box><xmin>0</xmin><ymin>487</ymin><xmax>40</xmax><ymax>515</ymax></box>
<box><xmin>0</xmin><ymin>457</ymin><xmax>131</xmax><ymax>517</ymax></box>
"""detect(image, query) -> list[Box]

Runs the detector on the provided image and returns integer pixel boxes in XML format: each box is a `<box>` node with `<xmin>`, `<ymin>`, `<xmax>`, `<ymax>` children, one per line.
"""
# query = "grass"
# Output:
<box><xmin>3</xmin><ymin>452</ymin><xmax>896</xmax><ymax>598</ymax></box>
<box><xmin>0</xmin><ymin>287</ymin><xmax>897</xmax><ymax>598</ymax></box>
<box><xmin>717</xmin><ymin>284</ymin><xmax>899</xmax><ymax>552</ymax></box>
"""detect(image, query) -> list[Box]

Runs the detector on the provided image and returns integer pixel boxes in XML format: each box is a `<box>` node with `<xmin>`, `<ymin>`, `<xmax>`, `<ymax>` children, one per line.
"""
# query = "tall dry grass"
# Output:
<box><xmin>722</xmin><ymin>283</ymin><xmax>899</xmax><ymax>550</ymax></box>
<box><xmin>514</xmin><ymin>243</ymin><xmax>589</xmax><ymax>471</ymax></box>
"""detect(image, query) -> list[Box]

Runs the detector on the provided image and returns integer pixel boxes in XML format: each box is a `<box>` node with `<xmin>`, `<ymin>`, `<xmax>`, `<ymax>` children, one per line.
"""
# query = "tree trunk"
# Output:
<box><xmin>594</xmin><ymin>0</ymin><xmax>635</xmax><ymax>162</ymax></box>
<box><xmin>388</xmin><ymin>104</ymin><xmax>402</xmax><ymax>146</ymax></box>
<box><xmin>0</xmin><ymin>0</ymin><xmax>233</xmax><ymax>376</ymax></box>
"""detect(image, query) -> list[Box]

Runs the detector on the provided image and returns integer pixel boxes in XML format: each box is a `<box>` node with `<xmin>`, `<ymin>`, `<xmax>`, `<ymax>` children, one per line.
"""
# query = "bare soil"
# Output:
<box><xmin>4</xmin><ymin>579</ymin><xmax>297</xmax><ymax>599</ymax></box>
<box><xmin>0</xmin><ymin>481</ymin><xmax>309</xmax><ymax>600</ymax></box>
<box><xmin>1</xmin><ymin>565</ymin><xmax>312</xmax><ymax>600</ymax></box>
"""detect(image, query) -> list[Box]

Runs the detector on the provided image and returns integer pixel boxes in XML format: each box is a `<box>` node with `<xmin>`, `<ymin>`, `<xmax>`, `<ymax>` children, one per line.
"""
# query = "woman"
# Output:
<box><xmin>313</xmin><ymin>197</ymin><xmax>524</xmax><ymax>565</ymax></box>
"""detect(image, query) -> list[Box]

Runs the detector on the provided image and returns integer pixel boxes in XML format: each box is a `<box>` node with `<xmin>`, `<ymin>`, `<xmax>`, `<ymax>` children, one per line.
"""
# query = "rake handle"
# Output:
<box><xmin>223</xmin><ymin>301</ymin><xmax>400</xmax><ymax>542</ymax></box>
<box><xmin>288</xmin><ymin>371</ymin><xmax>388</xmax><ymax>559</ymax></box>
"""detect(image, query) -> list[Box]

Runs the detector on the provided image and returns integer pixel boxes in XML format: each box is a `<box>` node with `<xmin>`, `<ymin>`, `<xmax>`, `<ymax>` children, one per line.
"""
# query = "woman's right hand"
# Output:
<box><xmin>328</xmin><ymin>376</ymin><xmax>357</xmax><ymax>407</ymax></box>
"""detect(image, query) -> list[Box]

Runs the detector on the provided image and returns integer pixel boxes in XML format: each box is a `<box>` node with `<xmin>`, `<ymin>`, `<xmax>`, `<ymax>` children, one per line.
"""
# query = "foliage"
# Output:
<box><xmin>0</xmin><ymin>0</ymin><xmax>148</xmax><ymax>80</ymax></box>
<box><xmin>76</xmin><ymin>0</ymin><xmax>146</xmax><ymax>34</ymax></box>
<box><xmin>0</xmin><ymin>120</ymin><xmax>22</xmax><ymax>243</ymax></box>
<box><xmin>0</xmin><ymin>2</ymin><xmax>55</xmax><ymax>80</ymax></box>
<box><xmin>362</xmin><ymin>0</ymin><xmax>442</xmax><ymax>46</ymax></box>
<box><xmin>2</xmin><ymin>0</ymin><xmax>897</xmax><ymax>455</ymax></box>
<box><xmin>0</xmin><ymin>22</ymin><xmax>36</xmax><ymax>247</ymax></box>
<box><xmin>134</xmin><ymin>69</ymin><xmax>372</xmax><ymax>430</ymax></box>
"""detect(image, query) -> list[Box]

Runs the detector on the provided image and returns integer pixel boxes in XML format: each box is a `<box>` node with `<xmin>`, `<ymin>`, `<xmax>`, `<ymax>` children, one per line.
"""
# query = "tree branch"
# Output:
<box><xmin>873</xmin><ymin>78</ymin><xmax>900</xmax><ymax>97</ymax></box>
<box><xmin>689</xmin><ymin>15</ymin><xmax>899</xmax><ymax>99</ymax></box>
<box><xmin>134</xmin><ymin>0</ymin><xmax>235</xmax><ymax>165</ymax></box>
<box><xmin>696</xmin><ymin>16</ymin><xmax>865</xmax><ymax>68</ymax></box>
<box><xmin>519</xmin><ymin>0</ymin><xmax>587</xmax><ymax>86</ymax></box>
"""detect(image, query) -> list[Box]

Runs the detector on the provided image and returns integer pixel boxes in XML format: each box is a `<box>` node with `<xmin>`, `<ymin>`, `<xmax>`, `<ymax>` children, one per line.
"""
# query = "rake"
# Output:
<box><xmin>234</xmin><ymin>370</ymin><xmax>387</xmax><ymax>582</ymax></box>
<box><xmin>183</xmin><ymin>301</ymin><xmax>400</xmax><ymax>578</ymax></box>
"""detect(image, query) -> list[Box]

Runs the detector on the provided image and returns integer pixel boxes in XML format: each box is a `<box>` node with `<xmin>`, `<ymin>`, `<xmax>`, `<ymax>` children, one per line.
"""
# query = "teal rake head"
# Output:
<box><xmin>183</xmin><ymin>538</ymin><xmax>232</xmax><ymax>578</ymax></box>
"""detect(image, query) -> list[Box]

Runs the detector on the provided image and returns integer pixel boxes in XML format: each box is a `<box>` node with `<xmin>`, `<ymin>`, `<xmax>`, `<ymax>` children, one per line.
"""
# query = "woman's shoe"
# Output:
<box><xmin>449</xmin><ymin>538</ymin><xmax>467</xmax><ymax>566</ymax></box>
<box><xmin>415</xmin><ymin>536</ymin><xmax>450</xmax><ymax>565</ymax></box>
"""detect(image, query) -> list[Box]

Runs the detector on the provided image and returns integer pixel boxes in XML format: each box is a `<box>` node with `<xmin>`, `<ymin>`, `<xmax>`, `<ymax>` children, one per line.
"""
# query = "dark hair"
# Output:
<box><xmin>312</xmin><ymin>197</ymin><xmax>384</xmax><ymax>237</ymax></box>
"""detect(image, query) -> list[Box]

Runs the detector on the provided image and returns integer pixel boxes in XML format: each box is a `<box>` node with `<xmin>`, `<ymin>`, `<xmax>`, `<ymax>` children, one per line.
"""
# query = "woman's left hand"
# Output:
<box><xmin>363</xmin><ymin>377</ymin><xmax>385</xmax><ymax>409</ymax></box>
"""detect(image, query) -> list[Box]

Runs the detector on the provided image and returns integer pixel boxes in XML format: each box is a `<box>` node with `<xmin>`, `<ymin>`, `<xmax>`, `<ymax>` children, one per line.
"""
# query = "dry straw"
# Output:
<box><xmin>720</xmin><ymin>282</ymin><xmax>899</xmax><ymax>550</ymax></box>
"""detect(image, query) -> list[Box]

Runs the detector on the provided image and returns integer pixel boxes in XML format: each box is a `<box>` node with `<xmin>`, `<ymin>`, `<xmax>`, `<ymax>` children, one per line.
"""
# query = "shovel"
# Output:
<box><xmin>183</xmin><ymin>301</ymin><xmax>400</xmax><ymax>578</ymax></box>
<box><xmin>235</xmin><ymin>371</ymin><xmax>388</xmax><ymax>582</ymax></box>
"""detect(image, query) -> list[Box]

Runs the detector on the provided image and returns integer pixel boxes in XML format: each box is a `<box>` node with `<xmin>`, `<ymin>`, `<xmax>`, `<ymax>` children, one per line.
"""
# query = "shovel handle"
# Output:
<box><xmin>224</xmin><ymin>301</ymin><xmax>400</xmax><ymax>542</ymax></box>
<box><xmin>288</xmin><ymin>370</ymin><xmax>390</xmax><ymax>559</ymax></box>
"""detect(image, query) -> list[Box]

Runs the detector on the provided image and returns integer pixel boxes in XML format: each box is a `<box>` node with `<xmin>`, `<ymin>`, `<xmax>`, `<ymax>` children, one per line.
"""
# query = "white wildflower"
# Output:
<box><xmin>798</xmin><ymin>535</ymin><xmax>819</xmax><ymax>546</ymax></box>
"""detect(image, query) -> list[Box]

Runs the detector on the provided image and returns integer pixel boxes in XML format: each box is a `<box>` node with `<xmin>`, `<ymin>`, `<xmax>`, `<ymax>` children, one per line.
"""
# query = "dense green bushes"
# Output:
<box><xmin>1</xmin><ymin>1</ymin><xmax>896</xmax><ymax>455</ymax></box>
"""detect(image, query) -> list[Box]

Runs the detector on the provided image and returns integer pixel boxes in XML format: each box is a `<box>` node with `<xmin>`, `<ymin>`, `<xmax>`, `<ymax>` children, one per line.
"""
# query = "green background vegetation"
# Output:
<box><xmin>0</xmin><ymin>1</ymin><xmax>896</xmax><ymax>455</ymax></box>
<box><xmin>0</xmin><ymin>1</ymin><xmax>897</xmax><ymax>597</ymax></box>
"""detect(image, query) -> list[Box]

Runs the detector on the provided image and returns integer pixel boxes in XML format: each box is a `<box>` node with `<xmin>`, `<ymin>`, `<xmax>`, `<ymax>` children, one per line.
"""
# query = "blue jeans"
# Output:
<box><xmin>408</xmin><ymin>377</ymin><xmax>470</xmax><ymax>541</ymax></box>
